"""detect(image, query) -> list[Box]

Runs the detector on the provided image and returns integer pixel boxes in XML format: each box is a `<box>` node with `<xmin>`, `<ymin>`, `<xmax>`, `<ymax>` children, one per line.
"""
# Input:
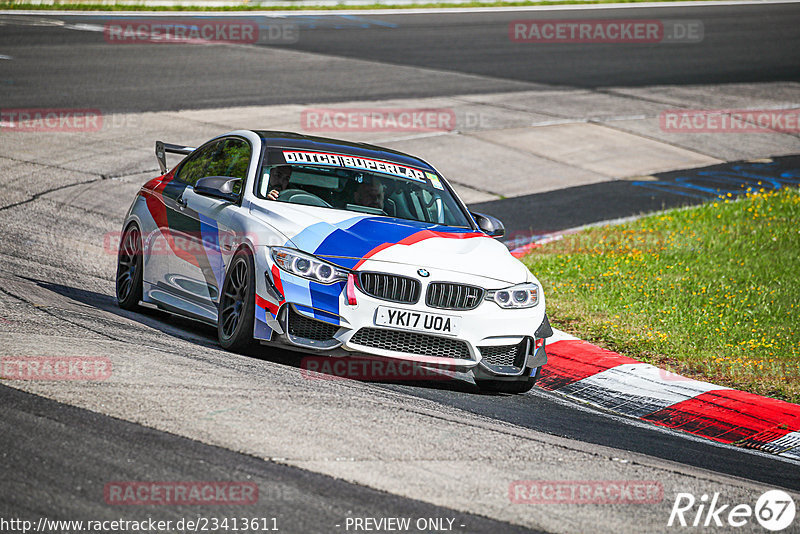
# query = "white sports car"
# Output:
<box><xmin>116</xmin><ymin>130</ymin><xmax>551</xmax><ymax>393</ymax></box>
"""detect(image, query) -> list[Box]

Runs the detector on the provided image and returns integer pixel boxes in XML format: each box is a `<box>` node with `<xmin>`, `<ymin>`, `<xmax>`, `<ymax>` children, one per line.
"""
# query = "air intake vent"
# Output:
<box><xmin>287</xmin><ymin>307</ymin><xmax>339</xmax><ymax>342</ymax></box>
<box><xmin>357</xmin><ymin>272</ymin><xmax>420</xmax><ymax>304</ymax></box>
<box><xmin>350</xmin><ymin>328</ymin><xmax>471</xmax><ymax>360</ymax></box>
<box><xmin>425</xmin><ymin>282</ymin><xmax>484</xmax><ymax>311</ymax></box>
<box><xmin>479</xmin><ymin>344</ymin><xmax>519</xmax><ymax>367</ymax></box>
<box><xmin>478</xmin><ymin>339</ymin><xmax>528</xmax><ymax>375</ymax></box>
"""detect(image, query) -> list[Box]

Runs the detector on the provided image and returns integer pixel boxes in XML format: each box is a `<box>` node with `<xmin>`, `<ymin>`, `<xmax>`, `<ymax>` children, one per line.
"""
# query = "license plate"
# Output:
<box><xmin>374</xmin><ymin>306</ymin><xmax>461</xmax><ymax>335</ymax></box>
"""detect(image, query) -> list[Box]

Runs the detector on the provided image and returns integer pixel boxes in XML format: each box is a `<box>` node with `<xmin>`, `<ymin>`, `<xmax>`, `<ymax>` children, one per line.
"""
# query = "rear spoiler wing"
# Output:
<box><xmin>155</xmin><ymin>140</ymin><xmax>196</xmax><ymax>174</ymax></box>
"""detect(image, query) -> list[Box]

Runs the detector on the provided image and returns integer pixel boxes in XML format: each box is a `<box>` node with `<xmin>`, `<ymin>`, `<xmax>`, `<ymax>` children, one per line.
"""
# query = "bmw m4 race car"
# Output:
<box><xmin>116</xmin><ymin>130</ymin><xmax>551</xmax><ymax>393</ymax></box>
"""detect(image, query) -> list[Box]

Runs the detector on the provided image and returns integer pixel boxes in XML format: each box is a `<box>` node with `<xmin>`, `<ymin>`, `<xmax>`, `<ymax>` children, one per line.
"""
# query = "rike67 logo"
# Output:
<box><xmin>668</xmin><ymin>490</ymin><xmax>796</xmax><ymax>531</ymax></box>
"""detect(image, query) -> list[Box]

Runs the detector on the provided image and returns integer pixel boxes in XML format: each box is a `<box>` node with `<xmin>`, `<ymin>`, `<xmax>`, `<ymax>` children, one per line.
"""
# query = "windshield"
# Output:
<box><xmin>256</xmin><ymin>151</ymin><xmax>473</xmax><ymax>228</ymax></box>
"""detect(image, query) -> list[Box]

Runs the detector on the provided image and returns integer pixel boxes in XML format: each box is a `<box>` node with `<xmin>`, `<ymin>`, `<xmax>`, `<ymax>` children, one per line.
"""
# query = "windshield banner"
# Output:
<box><xmin>283</xmin><ymin>150</ymin><xmax>427</xmax><ymax>182</ymax></box>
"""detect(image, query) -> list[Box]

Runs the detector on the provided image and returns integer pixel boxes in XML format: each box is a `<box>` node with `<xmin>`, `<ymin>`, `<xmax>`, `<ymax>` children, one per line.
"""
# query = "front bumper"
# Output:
<box><xmin>260</xmin><ymin>260</ymin><xmax>549</xmax><ymax>377</ymax></box>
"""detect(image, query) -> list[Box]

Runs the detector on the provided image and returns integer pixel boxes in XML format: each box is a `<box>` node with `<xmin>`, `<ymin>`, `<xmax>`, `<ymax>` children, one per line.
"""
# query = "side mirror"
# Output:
<box><xmin>471</xmin><ymin>211</ymin><xmax>505</xmax><ymax>238</ymax></box>
<box><xmin>194</xmin><ymin>176</ymin><xmax>241</xmax><ymax>203</ymax></box>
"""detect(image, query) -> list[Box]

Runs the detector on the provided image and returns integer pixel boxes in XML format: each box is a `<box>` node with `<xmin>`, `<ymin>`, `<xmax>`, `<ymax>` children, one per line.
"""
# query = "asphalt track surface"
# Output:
<box><xmin>1</xmin><ymin>4</ymin><xmax>800</xmax><ymax>532</ymax></box>
<box><xmin>0</xmin><ymin>385</ymin><xmax>535</xmax><ymax>533</ymax></box>
<box><xmin>0</xmin><ymin>3</ymin><xmax>797</xmax><ymax>111</ymax></box>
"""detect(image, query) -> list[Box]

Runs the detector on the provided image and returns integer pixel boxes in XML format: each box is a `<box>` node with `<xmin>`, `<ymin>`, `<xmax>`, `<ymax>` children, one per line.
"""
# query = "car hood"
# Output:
<box><xmin>249</xmin><ymin>202</ymin><xmax>530</xmax><ymax>284</ymax></box>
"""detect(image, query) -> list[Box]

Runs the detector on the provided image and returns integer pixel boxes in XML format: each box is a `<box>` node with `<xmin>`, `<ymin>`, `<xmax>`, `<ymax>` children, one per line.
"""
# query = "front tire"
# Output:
<box><xmin>476</xmin><ymin>367</ymin><xmax>541</xmax><ymax>394</ymax></box>
<box><xmin>116</xmin><ymin>224</ymin><xmax>143</xmax><ymax>310</ymax></box>
<box><xmin>218</xmin><ymin>249</ymin><xmax>256</xmax><ymax>352</ymax></box>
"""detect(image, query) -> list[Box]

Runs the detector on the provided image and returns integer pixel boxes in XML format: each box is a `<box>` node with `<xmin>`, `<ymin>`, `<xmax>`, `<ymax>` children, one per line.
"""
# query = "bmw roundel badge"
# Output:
<box><xmin>417</xmin><ymin>268</ymin><xmax>430</xmax><ymax>277</ymax></box>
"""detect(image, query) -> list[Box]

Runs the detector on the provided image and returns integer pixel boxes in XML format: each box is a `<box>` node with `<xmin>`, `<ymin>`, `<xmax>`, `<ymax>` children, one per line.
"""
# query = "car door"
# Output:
<box><xmin>147</xmin><ymin>138</ymin><xmax>225</xmax><ymax>321</ymax></box>
<box><xmin>171</xmin><ymin>137</ymin><xmax>253</xmax><ymax>317</ymax></box>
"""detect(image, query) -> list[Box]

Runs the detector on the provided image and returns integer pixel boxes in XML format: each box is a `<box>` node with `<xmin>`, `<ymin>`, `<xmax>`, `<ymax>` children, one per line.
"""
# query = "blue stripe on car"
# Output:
<box><xmin>290</xmin><ymin>216</ymin><xmax>365</xmax><ymax>253</ymax></box>
<box><xmin>282</xmin><ymin>216</ymin><xmax>477</xmax><ymax>326</ymax></box>
<box><xmin>313</xmin><ymin>217</ymin><xmax>476</xmax><ymax>269</ymax></box>
<box><xmin>199</xmin><ymin>213</ymin><xmax>225</xmax><ymax>292</ymax></box>
<box><xmin>309</xmin><ymin>281</ymin><xmax>345</xmax><ymax>325</ymax></box>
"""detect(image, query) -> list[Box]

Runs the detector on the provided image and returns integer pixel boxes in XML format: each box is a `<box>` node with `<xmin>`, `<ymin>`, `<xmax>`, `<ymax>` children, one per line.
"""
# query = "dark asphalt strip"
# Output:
<box><xmin>468</xmin><ymin>155</ymin><xmax>800</xmax><ymax>239</ymax></box>
<box><xmin>267</xmin><ymin>4</ymin><xmax>800</xmax><ymax>88</ymax></box>
<box><xmin>0</xmin><ymin>384</ymin><xmax>540</xmax><ymax>534</ymax></box>
<box><xmin>0</xmin><ymin>3</ymin><xmax>798</xmax><ymax>112</ymax></box>
<box><xmin>372</xmin><ymin>381</ymin><xmax>800</xmax><ymax>492</ymax></box>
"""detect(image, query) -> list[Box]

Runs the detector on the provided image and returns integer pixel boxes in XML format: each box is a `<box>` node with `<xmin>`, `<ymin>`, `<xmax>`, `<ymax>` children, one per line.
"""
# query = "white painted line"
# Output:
<box><xmin>559</xmin><ymin>363</ymin><xmax>728</xmax><ymax>418</ymax></box>
<box><xmin>64</xmin><ymin>23</ymin><xmax>105</xmax><ymax>32</ymax></box>
<box><xmin>599</xmin><ymin>114</ymin><xmax>649</xmax><ymax>122</ymax></box>
<box><xmin>770</xmin><ymin>431</ymin><xmax>800</xmax><ymax>459</ymax></box>
<box><xmin>531</xmin><ymin>115</ymin><xmax>653</xmax><ymax>127</ymax></box>
<box><xmin>530</xmin><ymin>118</ymin><xmax>588</xmax><ymax>127</ymax></box>
<box><xmin>3</xmin><ymin>0</ymin><xmax>799</xmax><ymax>17</ymax></box>
<box><xmin>511</xmin><ymin>214</ymin><xmax>654</xmax><ymax>253</ymax></box>
<box><xmin>548</xmin><ymin>328</ymin><xmax>579</xmax><ymax>343</ymax></box>
<box><xmin>372</xmin><ymin>130</ymin><xmax>449</xmax><ymax>144</ymax></box>
<box><xmin>0</xmin><ymin>55</ymin><xmax>12</xmax><ymax>60</ymax></box>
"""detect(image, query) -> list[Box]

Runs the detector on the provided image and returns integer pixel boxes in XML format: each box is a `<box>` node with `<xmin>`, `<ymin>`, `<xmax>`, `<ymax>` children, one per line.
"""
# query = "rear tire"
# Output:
<box><xmin>218</xmin><ymin>249</ymin><xmax>256</xmax><ymax>352</ymax></box>
<box><xmin>116</xmin><ymin>224</ymin><xmax>143</xmax><ymax>311</ymax></box>
<box><xmin>476</xmin><ymin>367</ymin><xmax>541</xmax><ymax>394</ymax></box>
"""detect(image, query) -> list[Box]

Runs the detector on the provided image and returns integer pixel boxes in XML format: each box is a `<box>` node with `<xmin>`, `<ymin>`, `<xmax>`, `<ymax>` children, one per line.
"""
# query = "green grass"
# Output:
<box><xmin>0</xmin><ymin>0</ymin><xmax>716</xmax><ymax>11</ymax></box>
<box><xmin>522</xmin><ymin>187</ymin><xmax>800</xmax><ymax>403</ymax></box>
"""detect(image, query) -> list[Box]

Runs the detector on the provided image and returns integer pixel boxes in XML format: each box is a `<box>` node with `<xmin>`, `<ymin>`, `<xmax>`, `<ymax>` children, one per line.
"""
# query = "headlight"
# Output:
<box><xmin>270</xmin><ymin>247</ymin><xmax>348</xmax><ymax>284</ymax></box>
<box><xmin>486</xmin><ymin>283</ymin><xmax>539</xmax><ymax>309</ymax></box>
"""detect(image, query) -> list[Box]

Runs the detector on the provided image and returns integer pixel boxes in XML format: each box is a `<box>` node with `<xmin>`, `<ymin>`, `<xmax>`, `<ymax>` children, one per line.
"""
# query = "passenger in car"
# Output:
<box><xmin>353</xmin><ymin>180</ymin><xmax>386</xmax><ymax>210</ymax></box>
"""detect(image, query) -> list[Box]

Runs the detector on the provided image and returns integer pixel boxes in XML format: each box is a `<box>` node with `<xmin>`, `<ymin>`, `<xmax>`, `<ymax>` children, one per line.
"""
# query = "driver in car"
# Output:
<box><xmin>266</xmin><ymin>165</ymin><xmax>292</xmax><ymax>200</ymax></box>
<box><xmin>353</xmin><ymin>180</ymin><xmax>386</xmax><ymax>210</ymax></box>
